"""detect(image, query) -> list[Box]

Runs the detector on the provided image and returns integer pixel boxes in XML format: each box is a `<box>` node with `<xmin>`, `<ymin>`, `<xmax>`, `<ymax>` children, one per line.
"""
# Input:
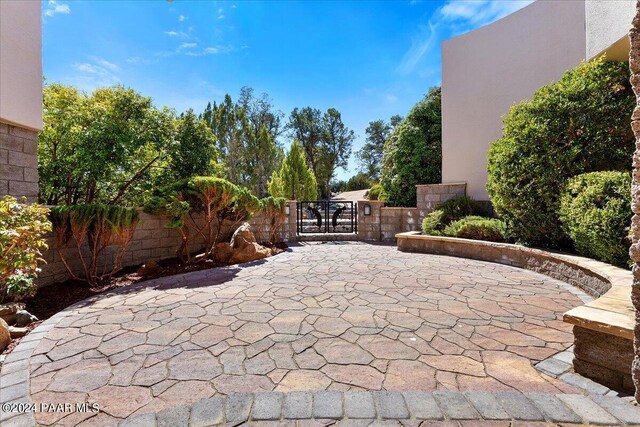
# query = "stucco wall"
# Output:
<box><xmin>441</xmin><ymin>0</ymin><xmax>633</xmax><ymax>201</ymax></box>
<box><xmin>586</xmin><ymin>0</ymin><xmax>635</xmax><ymax>60</ymax></box>
<box><xmin>0</xmin><ymin>0</ymin><xmax>43</xmax><ymax>131</ymax></box>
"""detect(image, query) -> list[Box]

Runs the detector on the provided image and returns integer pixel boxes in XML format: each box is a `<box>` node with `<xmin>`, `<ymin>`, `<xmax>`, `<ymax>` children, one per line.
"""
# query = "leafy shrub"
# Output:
<box><xmin>367</xmin><ymin>184</ymin><xmax>387</xmax><ymax>201</ymax></box>
<box><xmin>0</xmin><ymin>197</ymin><xmax>51</xmax><ymax>302</ymax></box>
<box><xmin>435</xmin><ymin>196</ymin><xmax>485</xmax><ymax>225</ymax></box>
<box><xmin>559</xmin><ymin>171</ymin><xmax>631</xmax><ymax>267</ymax></box>
<box><xmin>380</xmin><ymin>87</ymin><xmax>441</xmax><ymax>207</ymax></box>
<box><xmin>421</xmin><ymin>210</ymin><xmax>444</xmax><ymax>235</ymax></box>
<box><xmin>50</xmin><ymin>204</ymin><xmax>139</xmax><ymax>286</ymax></box>
<box><xmin>487</xmin><ymin>59</ymin><xmax>634</xmax><ymax>247</ymax></box>
<box><xmin>443</xmin><ymin>216</ymin><xmax>507</xmax><ymax>242</ymax></box>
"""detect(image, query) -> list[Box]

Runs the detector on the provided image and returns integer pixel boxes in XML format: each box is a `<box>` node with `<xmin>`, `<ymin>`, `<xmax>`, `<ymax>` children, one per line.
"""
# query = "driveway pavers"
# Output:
<box><xmin>1</xmin><ymin>242</ymin><xmax>638</xmax><ymax>426</ymax></box>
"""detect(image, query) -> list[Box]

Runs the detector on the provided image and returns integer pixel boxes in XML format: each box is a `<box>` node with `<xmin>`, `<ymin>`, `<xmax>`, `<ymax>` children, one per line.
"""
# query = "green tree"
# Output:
<box><xmin>287</xmin><ymin>107</ymin><xmax>354</xmax><ymax>198</ymax></box>
<box><xmin>168</xmin><ymin>109</ymin><xmax>220</xmax><ymax>181</ymax></box>
<box><xmin>356</xmin><ymin>119</ymin><xmax>392</xmax><ymax>180</ymax></box>
<box><xmin>380</xmin><ymin>87</ymin><xmax>442</xmax><ymax>207</ymax></box>
<box><xmin>39</xmin><ymin>83</ymin><xmax>175</xmax><ymax>206</ymax></box>
<box><xmin>487</xmin><ymin>59</ymin><xmax>633</xmax><ymax>247</ymax></box>
<box><xmin>344</xmin><ymin>173</ymin><xmax>373</xmax><ymax>191</ymax></box>
<box><xmin>202</xmin><ymin>88</ymin><xmax>283</xmax><ymax>197</ymax></box>
<box><xmin>268</xmin><ymin>140</ymin><xmax>318</xmax><ymax>201</ymax></box>
<box><xmin>318</xmin><ymin>108</ymin><xmax>355</xmax><ymax>198</ymax></box>
<box><xmin>287</xmin><ymin>107</ymin><xmax>324</xmax><ymax>185</ymax></box>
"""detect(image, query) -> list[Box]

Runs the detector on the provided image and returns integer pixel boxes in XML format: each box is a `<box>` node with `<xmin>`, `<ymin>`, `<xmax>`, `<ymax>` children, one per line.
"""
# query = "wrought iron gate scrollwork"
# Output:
<box><xmin>296</xmin><ymin>201</ymin><xmax>357</xmax><ymax>234</ymax></box>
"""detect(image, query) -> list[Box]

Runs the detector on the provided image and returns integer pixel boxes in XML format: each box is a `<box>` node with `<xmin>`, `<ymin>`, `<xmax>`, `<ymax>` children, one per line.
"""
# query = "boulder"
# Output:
<box><xmin>230</xmin><ymin>222</ymin><xmax>257</xmax><ymax>250</ymax></box>
<box><xmin>0</xmin><ymin>318</ymin><xmax>11</xmax><ymax>352</ymax></box>
<box><xmin>229</xmin><ymin>242</ymin><xmax>272</xmax><ymax>265</ymax></box>
<box><xmin>0</xmin><ymin>302</ymin><xmax>26</xmax><ymax>325</ymax></box>
<box><xmin>137</xmin><ymin>260</ymin><xmax>162</xmax><ymax>278</ymax></box>
<box><xmin>9</xmin><ymin>326</ymin><xmax>28</xmax><ymax>339</ymax></box>
<box><xmin>214</xmin><ymin>242</ymin><xmax>234</xmax><ymax>264</ymax></box>
<box><xmin>15</xmin><ymin>310</ymin><xmax>38</xmax><ymax>327</ymax></box>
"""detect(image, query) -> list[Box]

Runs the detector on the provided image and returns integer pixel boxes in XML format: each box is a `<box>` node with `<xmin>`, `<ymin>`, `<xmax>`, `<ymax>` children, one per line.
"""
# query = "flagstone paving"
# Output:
<box><xmin>3</xmin><ymin>242</ymin><xmax>639</xmax><ymax>426</ymax></box>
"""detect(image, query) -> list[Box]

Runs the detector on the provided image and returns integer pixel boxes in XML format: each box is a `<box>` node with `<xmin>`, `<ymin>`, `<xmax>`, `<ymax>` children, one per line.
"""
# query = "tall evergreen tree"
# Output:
<box><xmin>268</xmin><ymin>140</ymin><xmax>317</xmax><ymax>201</ymax></box>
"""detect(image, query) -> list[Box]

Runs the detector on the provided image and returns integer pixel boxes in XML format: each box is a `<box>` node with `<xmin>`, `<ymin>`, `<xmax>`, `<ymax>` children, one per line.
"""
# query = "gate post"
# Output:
<box><xmin>357</xmin><ymin>200</ymin><xmax>384</xmax><ymax>241</ymax></box>
<box><xmin>285</xmin><ymin>200</ymin><xmax>298</xmax><ymax>242</ymax></box>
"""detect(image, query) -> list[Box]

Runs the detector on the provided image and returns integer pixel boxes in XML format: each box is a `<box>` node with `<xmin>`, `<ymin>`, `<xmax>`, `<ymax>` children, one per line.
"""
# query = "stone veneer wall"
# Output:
<box><xmin>357</xmin><ymin>200</ymin><xmax>384</xmax><ymax>241</ymax></box>
<box><xmin>415</xmin><ymin>183</ymin><xmax>466</xmax><ymax>217</ymax></box>
<box><xmin>37</xmin><ymin>207</ymin><xmax>295</xmax><ymax>287</ymax></box>
<box><xmin>380</xmin><ymin>207</ymin><xmax>420</xmax><ymax>242</ymax></box>
<box><xmin>630</xmin><ymin>2</ymin><xmax>640</xmax><ymax>400</ymax></box>
<box><xmin>355</xmin><ymin>183</ymin><xmax>468</xmax><ymax>242</ymax></box>
<box><xmin>397</xmin><ymin>233</ymin><xmax>614</xmax><ymax>297</ymax></box>
<box><xmin>0</xmin><ymin>122</ymin><xmax>39</xmax><ymax>202</ymax></box>
<box><xmin>573</xmin><ymin>326</ymin><xmax>634</xmax><ymax>394</ymax></box>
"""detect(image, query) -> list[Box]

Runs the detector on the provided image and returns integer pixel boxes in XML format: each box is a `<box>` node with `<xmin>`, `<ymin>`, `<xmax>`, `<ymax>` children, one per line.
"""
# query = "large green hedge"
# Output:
<box><xmin>559</xmin><ymin>171</ymin><xmax>631</xmax><ymax>267</ymax></box>
<box><xmin>486</xmin><ymin>59</ymin><xmax>633</xmax><ymax>248</ymax></box>
<box><xmin>380</xmin><ymin>87</ymin><xmax>441</xmax><ymax>207</ymax></box>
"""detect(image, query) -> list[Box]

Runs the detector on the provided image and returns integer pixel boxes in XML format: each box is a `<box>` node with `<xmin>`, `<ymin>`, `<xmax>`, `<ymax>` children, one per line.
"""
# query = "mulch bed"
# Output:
<box><xmin>0</xmin><ymin>242</ymin><xmax>287</xmax><ymax>367</ymax></box>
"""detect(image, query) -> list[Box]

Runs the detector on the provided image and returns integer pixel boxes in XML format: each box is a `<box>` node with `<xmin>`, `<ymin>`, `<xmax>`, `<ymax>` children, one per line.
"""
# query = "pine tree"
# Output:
<box><xmin>268</xmin><ymin>140</ymin><xmax>317</xmax><ymax>201</ymax></box>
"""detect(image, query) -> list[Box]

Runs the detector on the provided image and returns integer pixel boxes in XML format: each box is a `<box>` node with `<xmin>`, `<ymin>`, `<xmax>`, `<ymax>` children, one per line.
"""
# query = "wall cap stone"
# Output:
<box><xmin>415</xmin><ymin>182</ymin><xmax>467</xmax><ymax>188</ymax></box>
<box><xmin>395</xmin><ymin>232</ymin><xmax>633</xmax><ymax>340</ymax></box>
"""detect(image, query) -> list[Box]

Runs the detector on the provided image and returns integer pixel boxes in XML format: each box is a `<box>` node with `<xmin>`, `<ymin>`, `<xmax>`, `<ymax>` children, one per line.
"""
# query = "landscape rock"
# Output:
<box><xmin>229</xmin><ymin>242</ymin><xmax>271</xmax><ymax>265</ymax></box>
<box><xmin>0</xmin><ymin>318</ymin><xmax>11</xmax><ymax>352</ymax></box>
<box><xmin>9</xmin><ymin>326</ymin><xmax>28</xmax><ymax>338</ymax></box>
<box><xmin>214</xmin><ymin>242</ymin><xmax>234</xmax><ymax>264</ymax></box>
<box><xmin>15</xmin><ymin>309</ymin><xmax>38</xmax><ymax>327</ymax></box>
<box><xmin>137</xmin><ymin>260</ymin><xmax>162</xmax><ymax>278</ymax></box>
<box><xmin>231</xmin><ymin>223</ymin><xmax>257</xmax><ymax>250</ymax></box>
<box><xmin>0</xmin><ymin>302</ymin><xmax>26</xmax><ymax>324</ymax></box>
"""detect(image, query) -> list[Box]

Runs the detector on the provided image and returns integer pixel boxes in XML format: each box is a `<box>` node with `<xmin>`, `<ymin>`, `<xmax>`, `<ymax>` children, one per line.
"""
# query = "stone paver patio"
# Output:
<box><xmin>2</xmin><ymin>242</ymin><xmax>639</xmax><ymax>426</ymax></box>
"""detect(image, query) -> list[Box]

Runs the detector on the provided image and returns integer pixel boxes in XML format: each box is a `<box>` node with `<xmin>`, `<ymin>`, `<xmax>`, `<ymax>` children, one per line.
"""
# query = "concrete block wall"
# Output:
<box><xmin>380</xmin><ymin>207</ymin><xmax>420</xmax><ymax>241</ymax></box>
<box><xmin>357</xmin><ymin>200</ymin><xmax>384</xmax><ymax>241</ymax></box>
<box><xmin>416</xmin><ymin>183</ymin><xmax>466</xmax><ymax>216</ymax></box>
<box><xmin>38</xmin><ymin>209</ymin><xmax>291</xmax><ymax>287</ymax></box>
<box><xmin>0</xmin><ymin>122</ymin><xmax>39</xmax><ymax>202</ymax></box>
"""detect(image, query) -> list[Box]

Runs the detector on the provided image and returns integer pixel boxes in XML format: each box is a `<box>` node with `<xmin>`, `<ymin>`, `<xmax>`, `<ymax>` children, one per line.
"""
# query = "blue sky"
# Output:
<box><xmin>42</xmin><ymin>0</ymin><xmax>532</xmax><ymax>180</ymax></box>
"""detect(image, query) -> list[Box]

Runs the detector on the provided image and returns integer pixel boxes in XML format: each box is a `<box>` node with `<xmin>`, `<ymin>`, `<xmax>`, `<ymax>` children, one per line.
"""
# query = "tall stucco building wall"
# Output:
<box><xmin>0</xmin><ymin>0</ymin><xmax>43</xmax><ymax>202</ymax></box>
<box><xmin>441</xmin><ymin>0</ymin><xmax>635</xmax><ymax>201</ymax></box>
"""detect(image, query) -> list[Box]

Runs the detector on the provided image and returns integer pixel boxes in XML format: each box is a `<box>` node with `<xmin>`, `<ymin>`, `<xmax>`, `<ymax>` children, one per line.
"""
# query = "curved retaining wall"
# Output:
<box><xmin>396</xmin><ymin>232</ymin><xmax>634</xmax><ymax>394</ymax></box>
<box><xmin>396</xmin><ymin>232</ymin><xmax>628</xmax><ymax>297</ymax></box>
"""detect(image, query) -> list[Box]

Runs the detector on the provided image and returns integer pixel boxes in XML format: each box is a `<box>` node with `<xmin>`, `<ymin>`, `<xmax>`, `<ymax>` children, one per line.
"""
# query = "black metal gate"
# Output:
<box><xmin>296</xmin><ymin>201</ymin><xmax>357</xmax><ymax>234</ymax></box>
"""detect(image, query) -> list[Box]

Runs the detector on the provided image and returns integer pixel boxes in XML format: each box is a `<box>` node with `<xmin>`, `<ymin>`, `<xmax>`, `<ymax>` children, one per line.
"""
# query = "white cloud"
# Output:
<box><xmin>385</xmin><ymin>93</ymin><xmax>399</xmax><ymax>103</ymax></box>
<box><xmin>218</xmin><ymin>7</ymin><xmax>225</xmax><ymax>19</ymax></box>
<box><xmin>89</xmin><ymin>56</ymin><xmax>120</xmax><ymax>72</ymax></box>
<box><xmin>178</xmin><ymin>42</ymin><xmax>197</xmax><ymax>50</ymax></box>
<box><xmin>71</xmin><ymin>57</ymin><xmax>120</xmax><ymax>89</ymax></box>
<box><xmin>165</xmin><ymin>30</ymin><xmax>188</xmax><ymax>37</ymax></box>
<box><xmin>45</xmin><ymin>0</ymin><xmax>70</xmax><ymax>17</ymax></box>
<box><xmin>439</xmin><ymin>0</ymin><xmax>533</xmax><ymax>27</ymax></box>
<box><xmin>397</xmin><ymin>0</ymin><xmax>533</xmax><ymax>75</ymax></box>
<box><xmin>179</xmin><ymin>15</ymin><xmax>188</xmax><ymax>22</ymax></box>
<box><xmin>126</xmin><ymin>56</ymin><xmax>153</xmax><ymax>65</ymax></box>
<box><xmin>184</xmin><ymin>45</ymin><xmax>235</xmax><ymax>57</ymax></box>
